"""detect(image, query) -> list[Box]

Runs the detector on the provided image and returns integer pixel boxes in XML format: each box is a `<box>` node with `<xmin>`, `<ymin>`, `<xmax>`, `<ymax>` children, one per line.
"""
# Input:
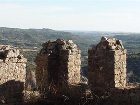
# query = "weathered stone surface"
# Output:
<box><xmin>0</xmin><ymin>45</ymin><xmax>27</xmax><ymax>103</ymax></box>
<box><xmin>35</xmin><ymin>39</ymin><xmax>81</xmax><ymax>93</ymax></box>
<box><xmin>88</xmin><ymin>37</ymin><xmax>127</xmax><ymax>89</ymax></box>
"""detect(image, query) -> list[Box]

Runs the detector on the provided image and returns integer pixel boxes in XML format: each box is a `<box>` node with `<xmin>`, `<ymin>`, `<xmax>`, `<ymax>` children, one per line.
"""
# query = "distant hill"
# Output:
<box><xmin>114</xmin><ymin>35</ymin><xmax>140</xmax><ymax>53</ymax></box>
<box><xmin>0</xmin><ymin>27</ymin><xmax>140</xmax><ymax>55</ymax></box>
<box><xmin>0</xmin><ymin>27</ymin><xmax>78</xmax><ymax>48</ymax></box>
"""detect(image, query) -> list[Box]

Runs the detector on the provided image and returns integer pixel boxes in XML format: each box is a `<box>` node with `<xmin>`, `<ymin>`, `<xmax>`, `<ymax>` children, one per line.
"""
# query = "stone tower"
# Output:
<box><xmin>0</xmin><ymin>45</ymin><xmax>27</xmax><ymax>102</ymax></box>
<box><xmin>88</xmin><ymin>37</ymin><xmax>127</xmax><ymax>89</ymax></box>
<box><xmin>35</xmin><ymin>39</ymin><xmax>81</xmax><ymax>93</ymax></box>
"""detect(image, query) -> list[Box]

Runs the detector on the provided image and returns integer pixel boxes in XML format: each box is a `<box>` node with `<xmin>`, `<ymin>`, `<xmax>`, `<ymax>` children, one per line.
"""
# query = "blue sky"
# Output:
<box><xmin>0</xmin><ymin>0</ymin><xmax>140</xmax><ymax>32</ymax></box>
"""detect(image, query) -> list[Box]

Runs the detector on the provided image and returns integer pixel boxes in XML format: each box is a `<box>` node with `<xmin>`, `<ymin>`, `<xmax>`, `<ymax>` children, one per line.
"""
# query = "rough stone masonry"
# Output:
<box><xmin>88</xmin><ymin>37</ymin><xmax>127</xmax><ymax>89</ymax></box>
<box><xmin>36</xmin><ymin>39</ymin><xmax>81</xmax><ymax>93</ymax></box>
<box><xmin>0</xmin><ymin>45</ymin><xmax>27</xmax><ymax>103</ymax></box>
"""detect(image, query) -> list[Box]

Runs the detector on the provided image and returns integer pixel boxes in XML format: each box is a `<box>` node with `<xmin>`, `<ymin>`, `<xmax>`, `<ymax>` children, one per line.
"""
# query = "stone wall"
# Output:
<box><xmin>90</xmin><ymin>87</ymin><xmax>140</xmax><ymax>105</ymax></box>
<box><xmin>88</xmin><ymin>37</ymin><xmax>127</xmax><ymax>89</ymax></box>
<box><xmin>0</xmin><ymin>45</ymin><xmax>27</xmax><ymax>103</ymax></box>
<box><xmin>35</xmin><ymin>39</ymin><xmax>81</xmax><ymax>94</ymax></box>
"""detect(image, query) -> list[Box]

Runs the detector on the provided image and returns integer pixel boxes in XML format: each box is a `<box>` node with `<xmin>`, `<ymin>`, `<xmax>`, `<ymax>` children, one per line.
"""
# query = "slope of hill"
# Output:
<box><xmin>114</xmin><ymin>35</ymin><xmax>140</xmax><ymax>53</ymax></box>
<box><xmin>0</xmin><ymin>27</ymin><xmax>77</xmax><ymax>48</ymax></box>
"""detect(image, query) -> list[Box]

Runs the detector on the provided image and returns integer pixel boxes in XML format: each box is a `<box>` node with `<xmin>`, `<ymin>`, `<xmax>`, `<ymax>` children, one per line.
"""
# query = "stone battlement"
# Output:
<box><xmin>88</xmin><ymin>37</ymin><xmax>127</xmax><ymax>89</ymax></box>
<box><xmin>0</xmin><ymin>45</ymin><xmax>26</xmax><ymax>63</ymax></box>
<box><xmin>0</xmin><ymin>45</ymin><xmax>27</xmax><ymax>84</ymax></box>
<box><xmin>0</xmin><ymin>45</ymin><xmax>27</xmax><ymax>103</ymax></box>
<box><xmin>35</xmin><ymin>39</ymin><xmax>81</xmax><ymax>93</ymax></box>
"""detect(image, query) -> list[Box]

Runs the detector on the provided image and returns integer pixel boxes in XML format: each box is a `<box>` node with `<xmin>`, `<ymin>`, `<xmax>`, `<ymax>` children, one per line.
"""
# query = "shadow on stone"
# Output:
<box><xmin>0</xmin><ymin>80</ymin><xmax>24</xmax><ymax>104</ymax></box>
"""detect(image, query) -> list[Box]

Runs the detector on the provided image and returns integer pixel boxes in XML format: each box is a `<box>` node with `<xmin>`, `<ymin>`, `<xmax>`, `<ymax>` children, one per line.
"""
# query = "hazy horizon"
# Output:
<box><xmin>0</xmin><ymin>0</ymin><xmax>140</xmax><ymax>32</ymax></box>
<box><xmin>1</xmin><ymin>26</ymin><xmax>140</xmax><ymax>34</ymax></box>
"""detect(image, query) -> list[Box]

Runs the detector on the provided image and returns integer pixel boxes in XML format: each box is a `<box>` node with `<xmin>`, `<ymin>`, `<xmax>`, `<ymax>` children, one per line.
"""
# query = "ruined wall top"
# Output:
<box><xmin>88</xmin><ymin>36</ymin><xmax>127</xmax><ymax>89</ymax></box>
<box><xmin>91</xmin><ymin>37</ymin><xmax>124</xmax><ymax>51</ymax></box>
<box><xmin>39</xmin><ymin>39</ymin><xmax>80</xmax><ymax>55</ymax></box>
<box><xmin>0</xmin><ymin>45</ymin><xmax>27</xmax><ymax>63</ymax></box>
<box><xmin>36</xmin><ymin>39</ymin><xmax>81</xmax><ymax>92</ymax></box>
